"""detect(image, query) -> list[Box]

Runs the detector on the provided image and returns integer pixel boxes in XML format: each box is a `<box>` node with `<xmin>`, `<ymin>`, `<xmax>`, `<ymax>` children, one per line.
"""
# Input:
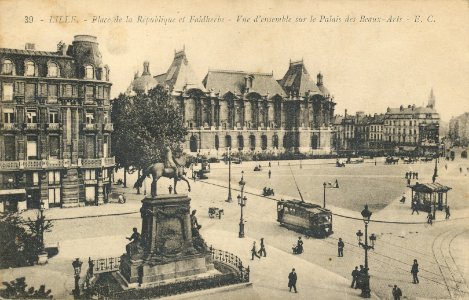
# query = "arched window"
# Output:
<box><xmin>190</xmin><ymin>136</ymin><xmax>198</xmax><ymax>153</ymax></box>
<box><xmin>225</xmin><ymin>135</ymin><xmax>232</xmax><ymax>148</ymax></box>
<box><xmin>2</xmin><ymin>59</ymin><xmax>13</xmax><ymax>75</ymax></box>
<box><xmin>48</xmin><ymin>62</ymin><xmax>59</xmax><ymax>77</ymax></box>
<box><xmin>214</xmin><ymin>135</ymin><xmax>219</xmax><ymax>150</ymax></box>
<box><xmin>237</xmin><ymin>135</ymin><xmax>244</xmax><ymax>151</ymax></box>
<box><xmin>25</xmin><ymin>61</ymin><xmax>35</xmax><ymax>76</ymax></box>
<box><xmin>85</xmin><ymin>65</ymin><xmax>94</xmax><ymax>79</ymax></box>
<box><xmin>249</xmin><ymin>135</ymin><xmax>256</xmax><ymax>151</ymax></box>
<box><xmin>272</xmin><ymin>134</ymin><xmax>279</xmax><ymax>149</ymax></box>
<box><xmin>261</xmin><ymin>135</ymin><xmax>267</xmax><ymax>150</ymax></box>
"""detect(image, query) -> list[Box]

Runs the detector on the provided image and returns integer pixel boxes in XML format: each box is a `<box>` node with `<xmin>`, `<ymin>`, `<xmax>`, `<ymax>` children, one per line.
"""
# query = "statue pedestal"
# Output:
<box><xmin>119</xmin><ymin>194</ymin><xmax>214</xmax><ymax>286</ymax></box>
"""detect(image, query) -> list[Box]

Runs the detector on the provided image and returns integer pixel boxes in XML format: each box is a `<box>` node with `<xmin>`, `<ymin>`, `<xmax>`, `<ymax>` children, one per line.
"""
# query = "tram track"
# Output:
<box><xmin>431</xmin><ymin>229</ymin><xmax>469</xmax><ymax>299</ymax></box>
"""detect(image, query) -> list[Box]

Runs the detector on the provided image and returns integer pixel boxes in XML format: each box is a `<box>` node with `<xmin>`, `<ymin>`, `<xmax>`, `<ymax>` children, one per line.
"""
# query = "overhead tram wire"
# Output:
<box><xmin>288</xmin><ymin>164</ymin><xmax>304</xmax><ymax>202</ymax></box>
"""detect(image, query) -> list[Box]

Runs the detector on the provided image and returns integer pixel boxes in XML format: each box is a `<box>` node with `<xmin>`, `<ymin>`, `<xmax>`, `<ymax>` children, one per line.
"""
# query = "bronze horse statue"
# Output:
<box><xmin>134</xmin><ymin>155</ymin><xmax>192</xmax><ymax>197</ymax></box>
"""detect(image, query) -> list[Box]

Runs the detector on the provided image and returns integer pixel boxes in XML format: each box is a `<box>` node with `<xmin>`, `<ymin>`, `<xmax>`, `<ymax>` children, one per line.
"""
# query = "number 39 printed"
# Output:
<box><xmin>25</xmin><ymin>16</ymin><xmax>33</xmax><ymax>23</ymax></box>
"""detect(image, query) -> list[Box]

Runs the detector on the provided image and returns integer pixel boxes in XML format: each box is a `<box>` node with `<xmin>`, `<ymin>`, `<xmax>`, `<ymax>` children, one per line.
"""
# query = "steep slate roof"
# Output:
<box><xmin>278</xmin><ymin>60</ymin><xmax>322</xmax><ymax>96</ymax></box>
<box><xmin>155</xmin><ymin>50</ymin><xmax>205</xmax><ymax>92</ymax></box>
<box><xmin>0</xmin><ymin>48</ymin><xmax>72</xmax><ymax>58</ymax></box>
<box><xmin>386</xmin><ymin>106</ymin><xmax>437</xmax><ymax>115</ymax></box>
<box><xmin>203</xmin><ymin>70</ymin><xmax>286</xmax><ymax>98</ymax></box>
<box><xmin>410</xmin><ymin>182</ymin><xmax>451</xmax><ymax>193</ymax></box>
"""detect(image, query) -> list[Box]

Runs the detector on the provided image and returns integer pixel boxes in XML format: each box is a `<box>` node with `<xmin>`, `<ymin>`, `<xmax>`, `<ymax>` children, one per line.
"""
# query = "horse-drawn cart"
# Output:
<box><xmin>208</xmin><ymin>207</ymin><xmax>224</xmax><ymax>219</ymax></box>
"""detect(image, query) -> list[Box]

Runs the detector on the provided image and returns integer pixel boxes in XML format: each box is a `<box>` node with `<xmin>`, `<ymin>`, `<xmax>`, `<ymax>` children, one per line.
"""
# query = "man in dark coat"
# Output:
<box><xmin>296</xmin><ymin>237</ymin><xmax>303</xmax><ymax>254</ymax></box>
<box><xmin>288</xmin><ymin>268</ymin><xmax>298</xmax><ymax>293</ymax></box>
<box><xmin>338</xmin><ymin>238</ymin><xmax>345</xmax><ymax>257</ymax></box>
<box><xmin>251</xmin><ymin>241</ymin><xmax>260</xmax><ymax>260</ymax></box>
<box><xmin>392</xmin><ymin>285</ymin><xmax>402</xmax><ymax>300</ymax></box>
<box><xmin>411</xmin><ymin>259</ymin><xmax>419</xmax><ymax>284</ymax></box>
<box><xmin>445</xmin><ymin>206</ymin><xmax>451</xmax><ymax>219</ymax></box>
<box><xmin>258</xmin><ymin>238</ymin><xmax>266</xmax><ymax>257</ymax></box>
<box><xmin>351</xmin><ymin>266</ymin><xmax>359</xmax><ymax>288</ymax></box>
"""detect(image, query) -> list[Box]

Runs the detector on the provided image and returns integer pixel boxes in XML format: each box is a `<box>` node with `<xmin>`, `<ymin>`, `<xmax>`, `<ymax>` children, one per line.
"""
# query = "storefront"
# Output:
<box><xmin>0</xmin><ymin>189</ymin><xmax>27</xmax><ymax>213</ymax></box>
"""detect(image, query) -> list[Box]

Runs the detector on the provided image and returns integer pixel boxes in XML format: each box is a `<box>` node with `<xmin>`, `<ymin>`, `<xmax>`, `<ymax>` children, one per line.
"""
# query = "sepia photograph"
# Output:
<box><xmin>0</xmin><ymin>0</ymin><xmax>468</xmax><ymax>299</ymax></box>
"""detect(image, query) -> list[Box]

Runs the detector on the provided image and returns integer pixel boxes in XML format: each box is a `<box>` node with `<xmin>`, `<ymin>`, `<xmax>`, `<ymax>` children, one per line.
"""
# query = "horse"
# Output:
<box><xmin>133</xmin><ymin>155</ymin><xmax>192</xmax><ymax>197</ymax></box>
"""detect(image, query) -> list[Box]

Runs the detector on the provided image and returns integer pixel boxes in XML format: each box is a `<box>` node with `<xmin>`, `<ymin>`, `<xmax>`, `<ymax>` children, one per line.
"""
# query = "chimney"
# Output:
<box><xmin>345</xmin><ymin>109</ymin><xmax>347</xmax><ymax>116</ymax></box>
<box><xmin>142</xmin><ymin>61</ymin><xmax>151</xmax><ymax>76</ymax></box>
<box><xmin>317</xmin><ymin>72</ymin><xmax>323</xmax><ymax>85</ymax></box>
<box><xmin>400</xmin><ymin>105</ymin><xmax>403</xmax><ymax>111</ymax></box>
<box><xmin>25</xmin><ymin>43</ymin><xmax>35</xmax><ymax>50</ymax></box>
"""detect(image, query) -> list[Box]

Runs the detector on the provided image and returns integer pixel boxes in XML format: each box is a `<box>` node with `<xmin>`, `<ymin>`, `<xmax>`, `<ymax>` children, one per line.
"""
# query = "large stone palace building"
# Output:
<box><xmin>0</xmin><ymin>35</ymin><xmax>114</xmax><ymax>212</ymax></box>
<box><xmin>128</xmin><ymin>49</ymin><xmax>336</xmax><ymax>156</ymax></box>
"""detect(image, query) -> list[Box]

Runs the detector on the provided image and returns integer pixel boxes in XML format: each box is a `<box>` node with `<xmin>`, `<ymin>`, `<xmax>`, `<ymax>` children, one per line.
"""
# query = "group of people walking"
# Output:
<box><xmin>251</xmin><ymin>238</ymin><xmax>267</xmax><ymax>260</ymax></box>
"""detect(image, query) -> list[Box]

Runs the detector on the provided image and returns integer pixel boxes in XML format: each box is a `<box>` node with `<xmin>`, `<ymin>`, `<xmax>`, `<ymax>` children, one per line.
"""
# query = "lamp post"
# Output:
<box><xmin>237</xmin><ymin>171</ymin><xmax>247</xmax><ymax>238</ymax></box>
<box><xmin>72</xmin><ymin>258</ymin><xmax>82</xmax><ymax>298</ymax></box>
<box><xmin>37</xmin><ymin>201</ymin><xmax>48</xmax><ymax>265</ymax></box>
<box><xmin>356</xmin><ymin>204</ymin><xmax>377</xmax><ymax>298</ymax></box>
<box><xmin>323</xmin><ymin>181</ymin><xmax>339</xmax><ymax>208</ymax></box>
<box><xmin>226</xmin><ymin>147</ymin><xmax>233</xmax><ymax>202</ymax></box>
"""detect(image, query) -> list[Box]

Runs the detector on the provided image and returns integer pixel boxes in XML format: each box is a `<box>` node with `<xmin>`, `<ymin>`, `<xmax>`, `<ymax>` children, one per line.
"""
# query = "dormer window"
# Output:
<box><xmin>25</xmin><ymin>61</ymin><xmax>35</xmax><ymax>76</ymax></box>
<box><xmin>48</xmin><ymin>62</ymin><xmax>59</xmax><ymax>77</ymax></box>
<box><xmin>85</xmin><ymin>65</ymin><xmax>94</xmax><ymax>79</ymax></box>
<box><xmin>2</xmin><ymin>59</ymin><xmax>13</xmax><ymax>75</ymax></box>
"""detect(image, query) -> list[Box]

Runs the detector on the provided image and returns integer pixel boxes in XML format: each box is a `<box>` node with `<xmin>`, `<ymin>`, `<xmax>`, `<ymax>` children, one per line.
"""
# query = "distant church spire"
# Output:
<box><xmin>427</xmin><ymin>88</ymin><xmax>436</xmax><ymax>109</ymax></box>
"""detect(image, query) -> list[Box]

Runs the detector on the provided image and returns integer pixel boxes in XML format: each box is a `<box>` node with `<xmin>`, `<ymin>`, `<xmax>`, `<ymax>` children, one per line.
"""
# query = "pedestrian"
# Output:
<box><xmin>337</xmin><ymin>238</ymin><xmax>345</xmax><ymax>257</ymax></box>
<box><xmin>445</xmin><ymin>164</ymin><xmax>447</xmax><ymax>170</ymax></box>
<box><xmin>411</xmin><ymin>199</ymin><xmax>419</xmax><ymax>215</ymax></box>
<box><xmin>460</xmin><ymin>167</ymin><xmax>462</xmax><ymax>173</ymax></box>
<box><xmin>400</xmin><ymin>193</ymin><xmax>406</xmax><ymax>204</ymax></box>
<box><xmin>427</xmin><ymin>212</ymin><xmax>433</xmax><ymax>225</ymax></box>
<box><xmin>413</xmin><ymin>172</ymin><xmax>416</xmax><ymax>179</ymax></box>
<box><xmin>405</xmin><ymin>172</ymin><xmax>408</xmax><ymax>179</ymax></box>
<box><xmin>168</xmin><ymin>185</ymin><xmax>173</xmax><ymax>194</ymax></box>
<box><xmin>296</xmin><ymin>237</ymin><xmax>303</xmax><ymax>254</ymax></box>
<box><xmin>251</xmin><ymin>241</ymin><xmax>261</xmax><ymax>260</ymax></box>
<box><xmin>357</xmin><ymin>265</ymin><xmax>365</xmax><ymax>289</ymax></box>
<box><xmin>416</xmin><ymin>172</ymin><xmax>419</xmax><ymax>180</ymax></box>
<box><xmin>268</xmin><ymin>169</ymin><xmax>271</xmax><ymax>179</ymax></box>
<box><xmin>407</xmin><ymin>178</ymin><xmax>411</xmax><ymax>185</ymax></box>
<box><xmin>411</xmin><ymin>259</ymin><xmax>419</xmax><ymax>284</ymax></box>
<box><xmin>392</xmin><ymin>284</ymin><xmax>402</xmax><ymax>300</ymax></box>
<box><xmin>432</xmin><ymin>174</ymin><xmax>436</xmax><ymax>183</ymax></box>
<box><xmin>269</xmin><ymin>161</ymin><xmax>271</xmax><ymax>167</ymax></box>
<box><xmin>445</xmin><ymin>206</ymin><xmax>451</xmax><ymax>219</ymax></box>
<box><xmin>288</xmin><ymin>268</ymin><xmax>298</xmax><ymax>293</ymax></box>
<box><xmin>351</xmin><ymin>266</ymin><xmax>359</xmax><ymax>288</ymax></box>
<box><xmin>258</xmin><ymin>238</ymin><xmax>267</xmax><ymax>257</ymax></box>
<box><xmin>335</xmin><ymin>179</ymin><xmax>339</xmax><ymax>188</ymax></box>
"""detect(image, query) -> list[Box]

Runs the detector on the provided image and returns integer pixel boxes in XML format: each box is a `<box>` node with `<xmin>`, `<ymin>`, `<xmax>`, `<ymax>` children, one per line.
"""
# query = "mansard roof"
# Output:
<box><xmin>203</xmin><ymin>69</ymin><xmax>286</xmax><ymax>98</ymax></box>
<box><xmin>279</xmin><ymin>60</ymin><xmax>322</xmax><ymax>96</ymax></box>
<box><xmin>155</xmin><ymin>49</ymin><xmax>206</xmax><ymax>93</ymax></box>
<box><xmin>0</xmin><ymin>48</ymin><xmax>72</xmax><ymax>58</ymax></box>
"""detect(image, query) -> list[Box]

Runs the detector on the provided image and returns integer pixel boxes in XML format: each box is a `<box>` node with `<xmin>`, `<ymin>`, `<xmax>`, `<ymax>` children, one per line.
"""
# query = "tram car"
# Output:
<box><xmin>277</xmin><ymin>199</ymin><xmax>333</xmax><ymax>238</ymax></box>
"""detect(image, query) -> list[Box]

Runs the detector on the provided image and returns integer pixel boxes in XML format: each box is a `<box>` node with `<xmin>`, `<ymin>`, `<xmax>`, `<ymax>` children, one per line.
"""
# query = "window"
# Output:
<box><xmin>86</xmin><ymin>112</ymin><xmax>94</xmax><ymax>124</ymax></box>
<box><xmin>4</xmin><ymin>136</ymin><xmax>15</xmax><ymax>161</ymax></box>
<box><xmin>49</xmin><ymin>136</ymin><xmax>60</xmax><ymax>158</ymax></box>
<box><xmin>25</xmin><ymin>61</ymin><xmax>35</xmax><ymax>76</ymax></box>
<box><xmin>48</xmin><ymin>171</ymin><xmax>61</xmax><ymax>184</ymax></box>
<box><xmin>85</xmin><ymin>65</ymin><xmax>94</xmax><ymax>79</ymax></box>
<box><xmin>64</xmin><ymin>84</ymin><xmax>72</xmax><ymax>97</ymax></box>
<box><xmin>48</xmin><ymin>84</ymin><xmax>58</xmax><ymax>102</ymax></box>
<box><xmin>85</xmin><ymin>170</ymin><xmax>96</xmax><ymax>180</ymax></box>
<box><xmin>85</xmin><ymin>186</ymin><xmax>95</xmax><ymax>202</ymax></box>
<box><xmin>2</xmin><ymin>59</ymin><xmax>13</xmax><ymax>75</ymax></box>
<box><xmin>25</xmin><ymin>83</ymin><xmax>35</xmax><ymax>102</ymax></box>
<box><xmin>85</xmin><ymin>85</ymin><xmax>94</xmax><ymax>101</ymax></box>
<box><xmin>72</xmin><ymin>85</ymin><xmax>78</xmax><ymax>96</ymax></box>
<box><xmin>97</xmin><ymin>86</ymin><xmax>104</xmax><ymax>99</ymax></box>
<box><xmin>26</xmin><ymin>110</ymin><xmax>37</xmax><ymax>123</ymax></box>
<box><xmin>39</xmin><ymin>83</ymin><xmax>47</xmax><ymax>96</ymax></box>
<box><xmin>103</xmin><ymin>136</ymin><xmax>108</xmax><ymax>158</ymax></box>
<box><xmin>15</xmin><ymin>82</ymin><xmax>24</xmax><ymax>95</ymax></box>
<box><xmin>32</xmin><ymin>172</ymin><xmax>39</xmax><ymax>186</ymax></box>
<box><xmin>103</xmin><ymin>169</ymin><xmax>109</xmax><ymax>179</ymax></box>
<box><xmin>3</xmin><ymin>108</ymin><xmax>14</xmax><ymax>123</ymax></box>
<box><xmin>2</xmin><ymin>83</ymin><xmax>13</xmax><ymax>101</ymax></box>
<box><xmin>103</xmin><ymin>111</ymin><xmax>109</xmax><ymax>124</ymax></box>
<box><xmin>48</xmin><ymin>62</ymin><xmax>58</xmax><ymax>77</ymax></box>
<box><xmin>26</xmin><ymin>136</ymin><xmax>37</xmax><ymax>159</ymax></box>
<box><xmin>49</xmin><ymin>111</ymin><xmax>59</xmax><ymax>123</ymax></box>
<box><xmin>48</xmin><ymin>188</ymin><xmax>61</xmax><ymax>205</ymax></box>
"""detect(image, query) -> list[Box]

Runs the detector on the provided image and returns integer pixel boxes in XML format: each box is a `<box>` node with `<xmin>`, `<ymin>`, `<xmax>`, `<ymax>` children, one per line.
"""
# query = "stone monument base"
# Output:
<box><xmin>120</xmin><ymin>253</ymin><xmax>214</xmax><ymax>286</ymax></box>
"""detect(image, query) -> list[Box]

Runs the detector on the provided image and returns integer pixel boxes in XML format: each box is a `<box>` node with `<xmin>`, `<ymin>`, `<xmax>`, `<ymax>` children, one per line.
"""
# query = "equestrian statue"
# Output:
<box><xmin>134</xmin><ymin>147</ymin><xmax>192</xmax><ymax>197</ymax></box>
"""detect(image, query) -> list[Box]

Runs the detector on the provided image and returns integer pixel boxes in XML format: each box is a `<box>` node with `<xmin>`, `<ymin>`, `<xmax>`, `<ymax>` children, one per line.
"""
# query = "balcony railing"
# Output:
<box><xmin>25</xmin><ymin>123</ymin><xmax>38</xmax><ymax>130</ymax></box>
<box><xmin>47</xmin><ymin>123</ymin><xmax>61</xmax><ymax>131</ymax></box>
<box><xmin>0</xmin><ymin>159</ymin><xmax>65</xmax><ymax>171</ymax></box>
<box><xmin>82</xmin><ymin>123</ymin><xmax>98</xmax><ymax>131</ymax></box>
<box><xmin>103</xmin><ymin>123</ymin><xmax>114</xmax><ymax>132</ymax></box>
<box><xmin>80</xmin><ymin>157</ymin><xmax>115</xmax><ymax>168</ymax></box>
<box><xmin>1</xmin><ymin>123</ymin><xmax>18</xmax><ymax>131</ymax></box>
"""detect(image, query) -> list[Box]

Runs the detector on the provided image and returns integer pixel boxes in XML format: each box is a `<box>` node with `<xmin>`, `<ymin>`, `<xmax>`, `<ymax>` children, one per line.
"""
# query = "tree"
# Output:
<box><xmin>111</xmin><ymin>85</ymin><xmax>188</xmax><ymax>175</ymax></box>
<box><xmin>0</xmin><ymin>277</ymin><xmax>53</xmax><ymax>299</ymax></box>
<box><xmin>0</xmin><ymin>212</ymin><xmax>53</xmax><ymax>268</ymax></box>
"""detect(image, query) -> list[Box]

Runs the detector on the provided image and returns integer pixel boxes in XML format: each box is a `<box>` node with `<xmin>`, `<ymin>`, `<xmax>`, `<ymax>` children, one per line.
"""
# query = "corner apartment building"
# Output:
<box><xmin>0</xmin><ymin>35</ymin><xmax>114</xmax><ymax>212</ymax></box>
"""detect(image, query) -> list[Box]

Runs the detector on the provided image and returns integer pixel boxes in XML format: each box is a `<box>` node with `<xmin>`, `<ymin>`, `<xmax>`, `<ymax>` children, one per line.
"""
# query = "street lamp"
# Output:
<box><xmin>237</xmin><ymin>171</ymin><xmax>247</xmax><ymax>238</ymax></box>
<box><xmin>37</xmin><ymin>201</ymin><xmax>48</xmax><ymax>265</ymax></box>
<box><xmin>356</xmin><ymin>204</ymin><xmax>377</xmax><ymax>298</ymax></box>
<box><xmin>226</xmin><ymin>147</ymin><xmax>233</xmax><ymax>202</ymax></box>
<box><xmin>323</xmin><ymin>180</ymin><xmax>339</xmax><ymax>208</ymax></box>
<box><xmin>72</xmin><ymin>258</ymin><xmax>82</xmax><ymax>298</ymax></box>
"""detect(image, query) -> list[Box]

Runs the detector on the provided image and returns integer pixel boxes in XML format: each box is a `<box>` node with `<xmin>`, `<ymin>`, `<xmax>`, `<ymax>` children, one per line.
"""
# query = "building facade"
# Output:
<box><xmin>448</xmin><ymin>112</ymin><xmax>469</xmax><ymax>147</ymax></box>
<box><xmin>0</xmin><ymin>35</ymin><xmax>114</xmax><ymax>212</ymax></box>
<box><xmin>129</xmin><ymin>50</ymin><xmax>336</xmax><ymax>156</ymax></box>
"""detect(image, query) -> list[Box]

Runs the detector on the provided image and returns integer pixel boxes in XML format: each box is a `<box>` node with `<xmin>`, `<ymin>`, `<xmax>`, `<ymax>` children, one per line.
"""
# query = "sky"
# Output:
<box><xmin>0</xmin><ymin>0</ymin><xmax>467</xmax><ymax>122</ymax></box>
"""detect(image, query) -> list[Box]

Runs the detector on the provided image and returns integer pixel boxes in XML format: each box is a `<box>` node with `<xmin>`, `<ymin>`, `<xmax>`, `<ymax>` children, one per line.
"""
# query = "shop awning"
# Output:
<box><xmin>0</xmin><ymin>189</ymin><xmax>26</xmax><ymax>196</ymax></box>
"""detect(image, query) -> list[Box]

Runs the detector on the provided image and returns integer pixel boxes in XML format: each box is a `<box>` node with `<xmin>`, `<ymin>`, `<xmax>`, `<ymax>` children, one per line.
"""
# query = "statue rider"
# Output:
<box><xmin>164</xmin><ymin>146</ymin><xmax>181</xmax><ymax>174</ymax></box>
